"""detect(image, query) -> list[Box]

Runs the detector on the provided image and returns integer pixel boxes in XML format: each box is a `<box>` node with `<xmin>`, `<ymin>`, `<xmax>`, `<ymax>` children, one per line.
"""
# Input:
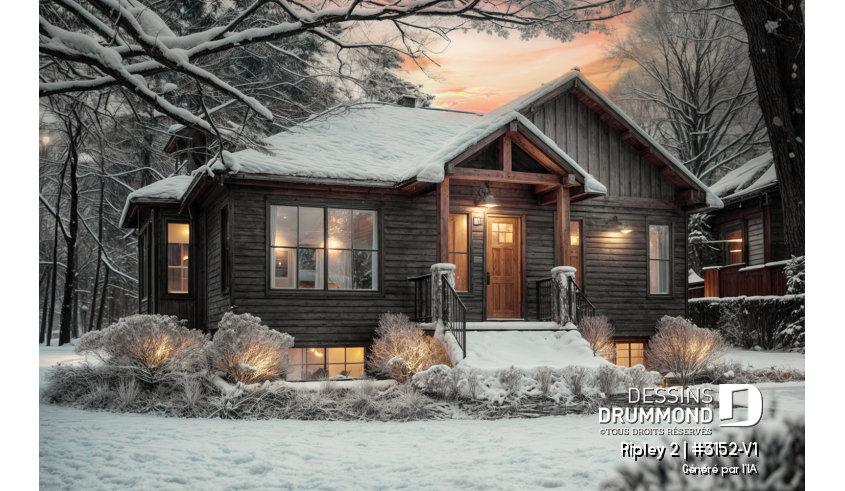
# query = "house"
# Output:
<box><xmin>688</xmin><ymin>151</ymin><xmax>789</xmax><ymax>299</ymax></box>
<box><xmin>120</xmin><ymin>71</ymin><xmax>721</xmax><ymax>378</ymax></box>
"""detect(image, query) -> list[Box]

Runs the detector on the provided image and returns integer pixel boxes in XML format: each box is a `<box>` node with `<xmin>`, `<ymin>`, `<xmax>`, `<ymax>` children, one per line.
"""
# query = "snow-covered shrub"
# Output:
<box><xmin>595</xmin><ymin>364</ymin><xmax>633</xmax><ymax>397</ymax></box>
<box><xmin>367</xmin><ymin>313</ymin><xmax>451</xmax><ymax>383</ymax></box>
<box><xmin>75</xmin><ymin>314</ymin><xmax>208</xmax><ymax>375</ymax></box>
<box><xmin>602</xmin><ymin>416</ymin><xmax>804</xmax><ymax>490</ymax></box>
<box><xmin>411</xmin><ymin>364</ymin><xmax>453</xmax><ymax>397</ymax></box>
<box><xmin>646</xmin><ymin>316</ymin><xmax>730</xmax><ymax>387</ymax></box>
<box><xmin>460</xmin><ymin>367</ymin><xmax>483</xmax><ymax>399</ymax></box>
<box><xmin>697</xmin><ymin>360</ymin><xmax>804</xmax><ymax>385</ymax></box>
<box><xmin>691</xmin><ymin>296</ymin><xmax>804</xmax><ymax>350</ymax></box>
<box><xmin>628</xmin><ymin>365</ymin><xmax>661</xmax><ymax>393</ymax></box>
<box><xmin>536</xmin><ymin>367</ymin><xmax>554</xmax><ymax>397</ymax></box>
<box><xmin>578</xmin><ymin>316</ymin><xmax>616</xmax><ymax>360</ymax></box>
<box><xmin>560</xmin><ymin>366</ymin><xmax>595</xmax><ymax>398</ymax></box>
<box><xmin>498</xmin><ymin>366</ymin><xmax>523</xmax><ymax>396</ymax></box>
<box><xmin>116</xmin><ymin>376</ymin><xmax>139</xmax><ymax>410</ymax></box>
<box><xmin>208</xmin><ymin>312</ymin><xmax>294</xmax><ymax>384</ymax></box>
<box><xmin>781</xmin><ymin>256</ymin><xmax>805</xmax><ymax>351</ymax></box>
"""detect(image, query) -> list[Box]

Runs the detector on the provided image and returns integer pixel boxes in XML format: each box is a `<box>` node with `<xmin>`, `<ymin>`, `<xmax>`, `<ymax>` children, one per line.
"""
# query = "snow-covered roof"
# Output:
<box><xmin>217</xmin><ymin>103</ymin><xmax>605</xmax><ymax>193</ymax></box>
<box><xmin>119</xmin><ymin>175</ymin><xmax>194</xmax><ymax>226</ymax></box>
<box><xmin>708</xmin><ymin>151</ymin><xmax>777</xmax><ymax>201</ymax></box>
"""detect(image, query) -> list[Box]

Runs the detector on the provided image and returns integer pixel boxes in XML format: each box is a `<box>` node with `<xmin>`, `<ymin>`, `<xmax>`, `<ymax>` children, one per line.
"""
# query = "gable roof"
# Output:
<box><xmin>709</xmin><ymin>151</ymin><xmax>776</xmax><ymax>201</ymax></box>
<box><xmin>119</xmin><ymin>175</ymin><xmax>194</xmax><ymax>227</ymax></box>
<box><xmin>506</xmin><ymin>71</ymin><xmax>723</xmax><ymax>208</ymax></box>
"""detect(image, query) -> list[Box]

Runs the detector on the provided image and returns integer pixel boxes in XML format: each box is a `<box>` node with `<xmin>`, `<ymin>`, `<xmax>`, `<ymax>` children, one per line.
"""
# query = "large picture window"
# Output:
<box><xmin>448</xmin><ymin>213</ymin><xmax>469</xmax><ymax>291</ymax></box>
<box><xmin>648</xmin><ymin>224</ymin><xmax>671</xmax><ymax>295</ymax></box>
<box><xmin>167</xmin><ymin>222</ymin><xmax>190</xmax><ymax>294</ymax></box>
<box><xmin>270</xmin><ymin>205</ymin><xmax>378</xmax><ymax>290</ymax></box>
<box><xmin>286</xmin><ymin>347</ymin><xmax>366</xmax><ymax>380</ymax></box>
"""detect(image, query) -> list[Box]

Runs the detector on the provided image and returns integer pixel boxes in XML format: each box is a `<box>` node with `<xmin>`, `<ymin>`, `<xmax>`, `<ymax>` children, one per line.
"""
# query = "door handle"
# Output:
<box><xmin>486</xmin><ymin>272</ymin><xmax>490</xmax><ymax>285</ymax></box>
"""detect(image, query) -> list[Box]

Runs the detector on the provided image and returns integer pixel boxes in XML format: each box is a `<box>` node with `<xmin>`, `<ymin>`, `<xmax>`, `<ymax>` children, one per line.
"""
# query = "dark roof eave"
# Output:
<box><xmin>719</xmin><ymin>182</ymin><xmax>779</xmax><ymax>205</ymax></box>
<box><xmin>120</xmin><ymin>197</ymin><xmax>182</xmax><ymax>228</ymax></box>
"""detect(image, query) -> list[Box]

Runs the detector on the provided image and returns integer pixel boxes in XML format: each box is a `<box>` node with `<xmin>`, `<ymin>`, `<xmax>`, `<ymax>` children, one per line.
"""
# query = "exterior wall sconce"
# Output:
<box><xmin>609</xmin><ymin>215</ymin><xmax>632</xmax><ymax>234</ymax></box>
<box><xmin>477</xmin><ymin>182</ymin><xmax>500</xmax><ymax>208</ymax></box>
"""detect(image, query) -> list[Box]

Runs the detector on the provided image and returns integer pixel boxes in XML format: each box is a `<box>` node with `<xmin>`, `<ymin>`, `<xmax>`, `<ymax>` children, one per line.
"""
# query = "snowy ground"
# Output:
<box><xmin>723</xmin><ymin>348</ymin><xmax>805</xmax><ymax>371</ymax></box>
<box><xmin>38</xmin><ymin>346</ymin><xmax>805</xmax><ymax>490</ymax></box>
<box><xmin>459</xmin><ymin>330</ymin><xmax>605</xmax><ymax>371</ymax></box>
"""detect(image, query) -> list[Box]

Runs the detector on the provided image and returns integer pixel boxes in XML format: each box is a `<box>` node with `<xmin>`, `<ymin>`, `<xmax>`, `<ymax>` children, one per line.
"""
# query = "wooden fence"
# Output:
<box><xmin>694</xmin><ymin>261</ymin><xmax>789</xmax><ymax>298</ymax></box>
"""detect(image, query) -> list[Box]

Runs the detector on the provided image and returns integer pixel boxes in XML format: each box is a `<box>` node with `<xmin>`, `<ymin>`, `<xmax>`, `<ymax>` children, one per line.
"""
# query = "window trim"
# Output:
<box><xmin>138</xmin><ymin>224</ymin><xmax>151</xmax><ymax>303</ymax></box>
<box><xmin>646</xmin><ymin>219</ymin><xmax>674</xmax><ymax>298</ymax></box>
<box><xmin>162</xmin><ymin>218</ymin><xmax>193</xmax><ymax>298</ymax></box>
<box><xmin>265</xmin><ymin>199</ymin><xmax>383</xmax><ymax>296</ymax></box>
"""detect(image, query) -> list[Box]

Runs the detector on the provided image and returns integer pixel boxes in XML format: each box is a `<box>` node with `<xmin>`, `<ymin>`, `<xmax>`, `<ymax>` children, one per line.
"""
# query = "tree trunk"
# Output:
<box><xmin>87</xmin><ymin>182</ymin><xmax>105</xmax><ymax>333</ymax></box>
<box><xmin>39</xmin><ymin>265</ymin><xmax>52</xmax><ymax>343</ymax></box>
<box><xmin>59</xmin><ymin>119</ymin><xmax>81</xmax><ymax>346</ymax></box>
<box><xmin>733</xmin><ymin>0</ymin><xmax>805</xmax><ymax>256</ymax></box>
<box><xmin>45</xmin><ymin>158</ymin><xmax>69</xmax><ymax>346</ymax></box>
<box><xmin>96</xmin><ymin>267</ymin><xmax>109</xmax><ymax>330</ymax></box>
<box><xmin>71</xmin><ymin>291</ymin><xmax>80</xmax><ymax>339</ymax></box>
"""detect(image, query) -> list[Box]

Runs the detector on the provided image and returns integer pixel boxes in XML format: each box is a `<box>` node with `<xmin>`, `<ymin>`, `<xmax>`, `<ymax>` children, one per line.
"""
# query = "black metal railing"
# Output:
<box><xmin>569</xmin><ymin>277</ymin><xmax>597</xmax><ymax>325</ymax></box>
<box><xmin>536</xmin><ymin>277</ymin><xmax>556</xmax><ymax>322</ymax></box>
<box><xmin>408</xmin><ymin>274</ymin><xmax>432</xmax><ymax>323</ymax></box>
<box><xmin>442</xmin><ymin>280</ymin><xmax>467</xmax><ymax>358</ymax></box>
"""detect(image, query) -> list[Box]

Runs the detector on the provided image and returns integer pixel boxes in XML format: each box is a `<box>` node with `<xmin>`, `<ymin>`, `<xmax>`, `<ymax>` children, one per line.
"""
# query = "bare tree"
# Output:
<box><xmin>606</xmin><ymin>0</ymin><xmax>767</xmax><ymax>184</ymax></box>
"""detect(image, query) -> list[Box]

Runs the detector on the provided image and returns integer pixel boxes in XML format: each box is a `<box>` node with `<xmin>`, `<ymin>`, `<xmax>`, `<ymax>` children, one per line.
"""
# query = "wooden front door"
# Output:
<box><xmin>486</xmin><ymin>216</ymin><xmax>522</xmax><ymax>319</ymax></box>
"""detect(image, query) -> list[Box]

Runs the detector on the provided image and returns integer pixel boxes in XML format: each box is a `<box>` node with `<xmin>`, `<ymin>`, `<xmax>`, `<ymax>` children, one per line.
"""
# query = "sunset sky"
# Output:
<box><xmin>397</xmin><ymin>17</ymin><xmax>634</xmax><ymax>113</ymax></box>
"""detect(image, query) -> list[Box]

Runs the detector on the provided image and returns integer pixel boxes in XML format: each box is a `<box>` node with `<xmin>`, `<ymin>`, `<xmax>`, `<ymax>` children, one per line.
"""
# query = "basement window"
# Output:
<box><xmin>615</xmin><ymin>342</ymin><xmax>645</xmax><ymax>368</ymax></box>
<box><xmin>286</xmin><ymin>347</ymin><xmax>366</xmax><ymax>380</ymax></box>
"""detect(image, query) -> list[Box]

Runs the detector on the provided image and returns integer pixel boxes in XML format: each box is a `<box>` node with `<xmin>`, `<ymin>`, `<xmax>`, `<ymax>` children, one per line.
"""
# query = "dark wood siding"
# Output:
<box><xmin>571</xmin><ymin>200</ymin><xmax>686</xmax><ymax>337</ymax></box>
<box><xmin>152</xmin><ymin>206</ymin><xmax>198</xmax><ymax>329</ymax></box>
<box><xmin>201</xmin><ymin>187</ymin><xmax>231</xmax><ymax>329</ymax></box>
<box><xmin>229</xmin><ymin>186</ymin><xmax>423</xmax><ymax>347</ymax></box>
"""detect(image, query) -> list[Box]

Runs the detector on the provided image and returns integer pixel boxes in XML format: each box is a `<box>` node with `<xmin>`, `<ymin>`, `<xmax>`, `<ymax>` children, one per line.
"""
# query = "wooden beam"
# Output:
<box><xmin>443</xmin><ymin>126</ymin><xmax>508</xmax><ymax>173</ymax></box>
<box><xmin>436</xmin><ymin>178</ymin><xmax>450</xmax><ymax>264</ymax></box>
<box><xmin>538</xmin><ymin>190</ymin><xmax>558</xmax><ymax>206</ymax></box>
<box><xmin>500</xmin><ymin>134</ymin><xmax>512</xmax><ymax>172</ymax></box>
<box><xmin>561</xmin><ymin>174</ymin><xmax>578</xmax><ymax>188</ymax></box>
<box><xmin>448</xmin><ymin>167</ymin><xmax>562</xmax><ymax>186</ymax></box>
<box><xmin>659</xmin><ymin>166</ymin><xmax>676</xmax><ymax>177</ymax></box>
<box><xmin>509</xmin><ymin>132</ymin><xmax>565</xmax><ymax>175</ymax></box>
<box><xmin>678</xmin><ymin>189</ymin><xmax>699</xmax><ymax>203</ymax></box>
<box><xmin>639</xmin><ymin>147</ymin><xmax>653</xmax><ymax>158</ymax></box>
<box><xmin>534</xmin><ymin>184</ymin><xmax>558</xmax><ymax>194</ymax></box>
<box><xmin>557</xmin><ymin>187</ymin><xmax>571</xmax><ymax>267</ymax></box>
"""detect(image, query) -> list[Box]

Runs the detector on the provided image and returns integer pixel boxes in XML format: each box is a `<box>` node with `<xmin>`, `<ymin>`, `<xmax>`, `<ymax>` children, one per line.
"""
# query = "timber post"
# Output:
<box><xmin>551</xmin><ymin>266</ymin><xmax>577</xmax><ymax>327</ymax></box>
<box><xmin>431</xmin><ymin>263</ymin><xmax>456</xmax><ymax>324</ymax></box>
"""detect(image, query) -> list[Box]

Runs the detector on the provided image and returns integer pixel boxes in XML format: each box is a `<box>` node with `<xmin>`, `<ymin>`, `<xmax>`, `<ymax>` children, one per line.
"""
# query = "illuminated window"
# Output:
<box><xmin>648</xmin><ymin>224</ymin><xmax>671</xmax><ymax>294</ymax></box>
<box><xmin>286</xmin><ymin>347</ymin><xmax>366</xmax><ymax>380</ymax></box>
<box><xmin>726</xmin><ymin>229</ymin><xmax>743</xmax><ymax>265</ymax></box>
<box><xmin>271</xmin><ymin>206</ymin><xmax>378</xmax><ymax>290</ymax></box>
<box><xmin>616</xmin><ymin>342</ymin><xmax>645</xmax><ymax>367</ymax></box>
<box><xmin>448</xmin><ymin>214</ymin><xmax>469</xmax><ymax>291</ymax></box>
<box><xmin>167</xmin><ymin>223</ymin><xmax>190</xmax><ymax>294</ymax></box>
<box><xmin>570</xmin><ymin>220</ymin><xmax>583</xmax><ymax>287</ymax></box>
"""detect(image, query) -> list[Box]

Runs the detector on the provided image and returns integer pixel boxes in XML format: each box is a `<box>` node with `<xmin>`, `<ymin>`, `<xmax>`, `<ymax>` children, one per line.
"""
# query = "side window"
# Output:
<box><xmin>448</xmin><ymin>213</ymin><xmax>469</xmax><ymax>291</ymax></box>
<box><xmin>167</xmin><ymin>223</ymin><xmax>190</xmax><ymax>294</ymax></box>
<box><xmin>648</xmin><ymin>224</ymin><xmax>671</xmax><ymax>295</ymax></box>
<box><xmin>220</xmin><ymin>208</ymin><xmax>229</xmax><ymax>292</ymax></box>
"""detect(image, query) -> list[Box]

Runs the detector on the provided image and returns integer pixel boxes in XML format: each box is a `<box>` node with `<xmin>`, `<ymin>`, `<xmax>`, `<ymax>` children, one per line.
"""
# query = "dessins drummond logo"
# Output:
<box><xmin>599</xmin><ymin>384</ymin><xmax>764</xmax><ymax>427</ymax></box>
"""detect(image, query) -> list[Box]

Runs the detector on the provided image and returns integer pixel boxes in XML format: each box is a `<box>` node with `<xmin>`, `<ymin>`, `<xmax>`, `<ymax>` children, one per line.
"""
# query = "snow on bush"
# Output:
<box><xmin>646</xmin><ymin>316</ymin><xmax>730</xmax><ymax>387</ymax></box>
<box><xmin>602</xmin><ymin>416</ymin><xmax>804</xmax><ymax>490</ymax></box>
<box><xmin>578</xmin><ymin>315</ymin><xmax>616</xmax><ymax>360</ymax></box>
<box><xmin>208</xmin><ymin>312</ymin><xmax>294</xmax><ymax>385</ymax></box>
<box><xmin>367</xmin><ymin>313</ymin><xmax>451</xmax><ymax>383</ymax></box>
<box><xmin>412</xmin><ymin>362</ymin><xmax>661</xmax><ymax>406</ymax></box>
<box><xmin>74</xmin><ymin>314</ymin><xmax>208</xmax><ymax>376</ymax></box>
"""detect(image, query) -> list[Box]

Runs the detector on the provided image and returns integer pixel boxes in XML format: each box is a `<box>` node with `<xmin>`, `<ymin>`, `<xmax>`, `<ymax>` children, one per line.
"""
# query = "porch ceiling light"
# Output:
<box><xmin>610</xmin><ymin>216</ymin><xmax>632</xmax><ymax>234</ymax></box>
<box><xmin>477</xmin><ymin>182</ymin><xmax>500</xmax><ymax>208</ymax></box>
